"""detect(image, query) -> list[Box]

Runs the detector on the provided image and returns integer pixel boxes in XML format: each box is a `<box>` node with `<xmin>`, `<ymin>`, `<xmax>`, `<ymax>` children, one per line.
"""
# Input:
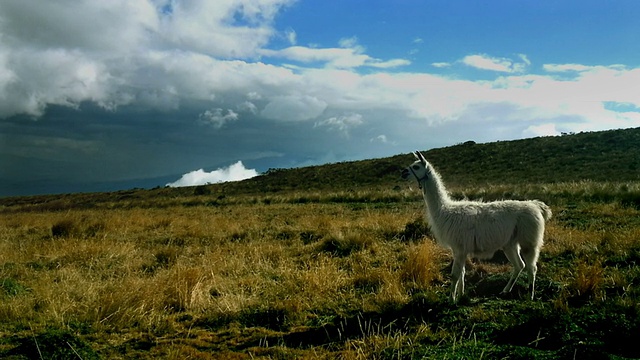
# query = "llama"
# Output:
<box><xmin>402</xmin><ymin>151</ymin><xmax>552</xmax><ymax>302</ymax></box>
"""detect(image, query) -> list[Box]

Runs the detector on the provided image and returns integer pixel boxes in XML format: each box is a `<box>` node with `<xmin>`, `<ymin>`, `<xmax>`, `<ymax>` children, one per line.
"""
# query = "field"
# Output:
<box><xmin>2</xmin><ymin>177</ymin><xmax>640</xmax><ymax>359</ymax></box>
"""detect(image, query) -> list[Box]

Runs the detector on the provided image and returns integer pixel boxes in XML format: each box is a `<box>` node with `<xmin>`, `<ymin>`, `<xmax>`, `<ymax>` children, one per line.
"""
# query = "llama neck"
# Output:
<box><xmin>419</xmin><ymin>170</ymin><xmax>450</xmax><ymax>217</ymax></box>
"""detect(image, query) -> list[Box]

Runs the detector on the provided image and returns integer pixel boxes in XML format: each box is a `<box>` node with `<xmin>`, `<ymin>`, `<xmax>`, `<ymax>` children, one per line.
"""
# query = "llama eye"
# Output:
<box><xmin>412</xmin><ymin>165</ymin><xmax>420</xmax><ymax>170</ymax></box>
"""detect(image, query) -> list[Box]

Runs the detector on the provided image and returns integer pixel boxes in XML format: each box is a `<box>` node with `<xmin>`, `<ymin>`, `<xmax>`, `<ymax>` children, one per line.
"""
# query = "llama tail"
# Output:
<box><xmin>533</xmin><ymin>200</ymin><xmax>552</xmax><ymax>221</ymax></box>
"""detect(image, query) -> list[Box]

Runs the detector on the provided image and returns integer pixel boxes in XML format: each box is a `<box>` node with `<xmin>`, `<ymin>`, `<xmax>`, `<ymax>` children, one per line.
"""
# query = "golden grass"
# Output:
<box><xmin>2</xmin><ymin>182</ymin><xmax>640</xmax><ymax>357</ymax></box>
<box><xmin>402</xmin><ymin>240</ymin><xmax>447</xmax><ymax>289</ymax></box>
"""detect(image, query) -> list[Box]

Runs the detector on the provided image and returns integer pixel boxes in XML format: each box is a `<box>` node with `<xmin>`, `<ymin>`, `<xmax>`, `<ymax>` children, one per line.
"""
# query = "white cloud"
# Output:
<box><xmin>518</xmin><ymin>54</ymin><xmax>531</xmax><ymax>66</ymax></box>
<box><xmin>370</xmin><ymin>58</ymin><xmax>412</xmax><ymax>69</ymax></box>
<box><xmin>338</xmin><ymin>36</ymin><xmax>362</xmax><ymax>50</ymax></box>
<box><xmin>247</xmin><ymin>91</ymin><xmax>263</xmax><ymax>100</ymax></box>
<box><xmin>261</xmin><ymin>95</ymin><xmax>327</xmax><ymax>121</ymax></box>
<box><xmin>199</xmin><ymin>108</ymin><xmax>239</xmax><ymax>128</ymax></box>
<box><xmin>0</xmin><ymin>0</ymin><xmax>299</xmax><ymax>117</ymax></box>
<box><xmin>371</xmin><ymin>134</ymin><xmax>390</xmax><ymax>144</ymax></box>
<box><xmin>432</xmin><ymin>62</ymin><xmax>451</xmax><ymax>68</ymax></box>
<box><xmin>261</xmin><ymin>46</ymin><xmax>369</xmax><ymax>68</ymax></box>
<box><xmin>462</xmin><ymin>54</ymin><xmax>528</xmax><ymax>73</ymax></box>
<box><xmin>260</xmin><ymin>40</ymin><xmax>410</xmax><ymax>69</ymax></box>
<box><xmin>523</xmin><ymin>123</ymin><xmax>560</xmax><ymax>138</ymax></box>
<box><xmin>159</xmin><ymin>0</ymin><xmax>295</xmax><ymax>58</ymax></box>
<box><xmin>314</xmin><ymin>113</ymin><xmax>364</xmax><ymax>136</ymax></box>
<box><xmin>284</xmin><ymin>28</ymin><xmax>297</xmax><ymax>45</ymax></box>
<box><xmin>0</xmin><ymin>47</ymin><xmax>123</xmax><ymax>117</ymax></box>
<box><xmin>166</xmin><ymin>161</ymin><xmax>258</xmax><ymax>187</ymax></box>
<box><xmin>0</xmin><ymin>0</ymin><xmax>158</xmax><ymax>52</ymax></box>
<box><xmin>543</xmin><ymin>63</ymin><xmax>599</xmax><ymax>73</ymax></box>
<box><xmin>238</xmin><ymin>101</ymin><xmax>258</xmax><ymax>114</ymax></box>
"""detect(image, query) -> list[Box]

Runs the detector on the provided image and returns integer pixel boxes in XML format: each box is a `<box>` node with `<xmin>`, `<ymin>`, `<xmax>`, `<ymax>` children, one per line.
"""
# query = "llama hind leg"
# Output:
<box><xmin>450</xmin><ymin>253</ymin><xmax>466</xmax><ymax>303</ymax></box>
<box><xmin>521</xmin><ymin>246</ymin><xmax>540</xmax><ymax>300</ymax></box>
<box><xmin>501</xmin><ymin>245</ymin><xmax>525</xmax><ymax>294</ymax></box>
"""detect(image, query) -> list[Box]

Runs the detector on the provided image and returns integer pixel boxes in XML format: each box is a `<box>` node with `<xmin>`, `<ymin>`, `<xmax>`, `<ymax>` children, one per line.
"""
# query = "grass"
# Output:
<box><xmin>1</xmin><ymin>181</ymin><xmax>640</xmax><ymax>359</ymax></box>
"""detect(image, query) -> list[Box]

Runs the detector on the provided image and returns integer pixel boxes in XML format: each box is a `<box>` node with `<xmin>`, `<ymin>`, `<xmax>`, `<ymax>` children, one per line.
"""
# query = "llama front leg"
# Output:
<box><xmin>450</xmin><ymin>254</ymin><xmax>466</xmax><ymax>303</ymax></box>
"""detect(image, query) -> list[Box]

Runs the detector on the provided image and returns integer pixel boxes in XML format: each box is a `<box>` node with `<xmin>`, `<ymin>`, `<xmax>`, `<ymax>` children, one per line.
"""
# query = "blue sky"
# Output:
<box><xmin>1</xmin><ymin>0</ymin><xmax>639</xmax><ymax>196</ymax></box>
<box><xmin>277</xmin><ymin>1</ymin><xmax>638</xmax><ymax>70</ymax></box>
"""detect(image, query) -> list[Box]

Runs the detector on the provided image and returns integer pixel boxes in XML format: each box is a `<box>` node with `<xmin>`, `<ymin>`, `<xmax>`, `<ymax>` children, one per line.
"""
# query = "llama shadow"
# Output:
<box><xmin>442</xmin><ymin>250</ymin><xmax>561</xmax><ymax>302</ymax></box>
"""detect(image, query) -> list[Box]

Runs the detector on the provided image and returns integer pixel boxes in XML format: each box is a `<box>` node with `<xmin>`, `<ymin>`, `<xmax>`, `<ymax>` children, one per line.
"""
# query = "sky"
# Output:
<box><xmin>1</xmin><ymin>0</ymin><xmax>640</xmax><ymax>196</ymax></box>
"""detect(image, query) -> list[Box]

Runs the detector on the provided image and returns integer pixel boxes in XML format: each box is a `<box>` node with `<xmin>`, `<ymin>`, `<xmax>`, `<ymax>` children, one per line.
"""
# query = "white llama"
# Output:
<box><xmin>402</xmin><ymin>151</ymin><xmax>552</xmax><ymax>302</ymax></box>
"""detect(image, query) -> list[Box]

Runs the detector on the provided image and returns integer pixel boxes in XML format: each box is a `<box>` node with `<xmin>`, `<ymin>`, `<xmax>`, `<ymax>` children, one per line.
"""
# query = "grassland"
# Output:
<box><xmin>2</xmin><ymin>129</ymin><xmax>640</xmax><ymax>359</ymax></box>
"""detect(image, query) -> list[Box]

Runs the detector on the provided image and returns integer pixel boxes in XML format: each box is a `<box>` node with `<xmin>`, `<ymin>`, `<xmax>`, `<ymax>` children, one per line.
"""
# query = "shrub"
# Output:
<box><xmin>397</xmin><ymin>218</ymin><xmax>431</xmax><ymax>242</ymax></box>
<box><xmin>318</xmin><ymin>232</ymin><xmax>372</xmax><ymax>257</ymax></box>
<box><xmin>402</xmin><ymin>241</ymin><xmax>445</xmax><ymax>289</ymax></box>
<box><xmin>193</xmin><ymin>185</ymin><xmax>211</xmax><ymax>196</ymax></box>
<box><xmin>300</xmin><ymin>230</ymin><xmax>323</xmax><ymax>244</ymax></box>
<box><xmin>51</xmin><ymin>219</ymin><xmax>77</xmax><ymax>238</ymax></box>
<box><xmin>569</xmin><ymin>260</ymin><xmax>606</xmax><ymax>303</ymax></box>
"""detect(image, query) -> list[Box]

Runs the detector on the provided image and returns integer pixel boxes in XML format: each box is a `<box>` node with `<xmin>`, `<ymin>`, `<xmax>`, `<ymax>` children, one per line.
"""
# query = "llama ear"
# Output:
<box><xmin>415</xmin><ymin>151</ymin><xmax>427</xmax><ymax>165</ymax></box>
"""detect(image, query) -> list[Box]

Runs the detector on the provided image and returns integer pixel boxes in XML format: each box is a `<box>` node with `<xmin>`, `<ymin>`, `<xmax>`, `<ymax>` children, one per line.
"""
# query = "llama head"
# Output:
<box><xmin>401</xmin><ymin>151</ymin><xmax>430</xmax><ymax>183</ymax></box>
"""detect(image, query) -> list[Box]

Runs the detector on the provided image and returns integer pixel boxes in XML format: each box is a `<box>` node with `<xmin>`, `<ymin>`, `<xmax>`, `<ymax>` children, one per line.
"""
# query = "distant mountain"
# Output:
<box><xmin>0</xmin><ymin>175</ymin><xmax>180</xmax><ymax>198</ymax></box>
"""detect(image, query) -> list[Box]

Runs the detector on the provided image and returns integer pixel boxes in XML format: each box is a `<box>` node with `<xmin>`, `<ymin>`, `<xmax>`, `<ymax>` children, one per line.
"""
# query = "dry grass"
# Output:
<box><xmin>0</xmin><ymin>202</ymin><xmax>421</xmax><ymax>355</ymax></box>
<box><xmin>402</xmin><ymin>240</ymin><xmax>447</xmax><ymax>289</ymax></box>
<box><xmin>2</xmin><ymin>183</ymin><xmax>640</xmax><ymax>358</ymax></box>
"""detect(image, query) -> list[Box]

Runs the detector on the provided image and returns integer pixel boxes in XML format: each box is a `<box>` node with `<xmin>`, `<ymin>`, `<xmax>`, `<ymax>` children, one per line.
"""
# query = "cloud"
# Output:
<box><xmin>0</xmin><ymin>47</ymin><xmax>124</xmax><ymax>117</ymax></box>
<box><xmin>523</xmin><ymin>123</ymin><xmax>560</xmax><ymax>138</ymax></box>
<box><xmin>238</xmin><ymin>101</ymin><xmax>258</xmax><ymax>114</ymax></box>
<box><xmin>284</xmin><ymin>28</ymin><xmax>297</xmax><ymax>45</ymax></box>
<box><xmin>462</xmin><ymin>54</ymin><xmax>529</xmax><ymax>73</ymax></box>
<box><xmin>159</xmin><ymin>0</ymin><xmax>296</xmax><ymax>58</ymax></box>
<box><xmin>261</xmin><ymin>95</ymin><xmax>327</xmax><ymax>121</ymax></box>
<box><xmin>432</xmin><ymin>62</ymin><xmax>451</xmax><ymax>68</ymax></box>
<box><xmin>198</xmin><ymin>108</ymin><xmax>239</xmax><ymax>128</ymax></box>
<box><xmin>166</xmin><ymin>161</ymin><xmax>258</xmax><ymax>187</ymax></box>
<box><xmin>260</xmin><ymin>37</ymin><xmax>410</xmax><ymax>69</ymax></box>
<box><xmin>314</xmin><ymin>113</ymin><xmax>364</xmax><ymax>136</ymax></box>
<box><xmin>371</xmin><ymin>134</ymin><xmax>391</xmax><ymax>144</ymax></box>
<box><xmin>0</xmin><ymin>0</ymin><xmax>298</xmax><ymax>117</ymax></box>
<box><xmin>338</xmin><ymin>36</ymin><xmax>361</xmax><ymax>50</ymax></box>
<box><xmin>0</xmin><ymin>0</ymin><xmax>158</xmax><ymax>52</ymax></box>
<box><xmin>543</xmin><ymin>63</ymin><xmax>595</xmax><ymax>73</ymax></box>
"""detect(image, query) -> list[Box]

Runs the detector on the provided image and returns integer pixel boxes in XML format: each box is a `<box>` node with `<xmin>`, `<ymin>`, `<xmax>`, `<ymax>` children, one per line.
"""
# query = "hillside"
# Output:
<box><xmin>2</xmin><ymin>127</ymin><xmax>640</xmax><ymax>208</ymax></box>
<box><xmin>218</xmin><ymin>127</ymin><xmax>640</xmax><ymax>193</ymax></box>
<box><xmin>427</xmin><ymin>128</ymin><xmax>640</xmax><ymax>186</ymax></box>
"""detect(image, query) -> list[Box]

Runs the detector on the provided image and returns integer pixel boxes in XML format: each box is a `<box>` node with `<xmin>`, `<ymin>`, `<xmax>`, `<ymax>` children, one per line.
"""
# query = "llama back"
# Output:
<box><xmin>532</xmin><ymin>200</ymin><xmax>552</xmax><ymax>221</ymax></box>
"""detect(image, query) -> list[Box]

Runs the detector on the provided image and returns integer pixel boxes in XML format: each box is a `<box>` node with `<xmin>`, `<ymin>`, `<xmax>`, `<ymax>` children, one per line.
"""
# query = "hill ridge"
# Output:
<box><xmin>226</xmin><ymin>126</ymin><xmax>640</xmax><ymax>194</ymax></box>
